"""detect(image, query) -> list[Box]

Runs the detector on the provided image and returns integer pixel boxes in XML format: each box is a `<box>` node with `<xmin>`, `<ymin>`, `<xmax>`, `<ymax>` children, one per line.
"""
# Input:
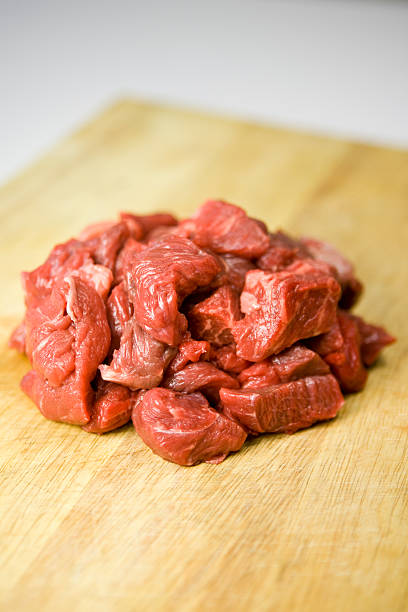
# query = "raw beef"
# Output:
<box><xmin>188</xmin><ymin>285</ymin><xmax>241</xmax><ymax>347</ymax></box>
<box><xmin>165</xmin><ymin>335</ymin><xmax>210</xmax><ymax>376</ymax></box>
<box><xmin>220</xmin><ymin>374</ymin><xmax>344</xmax><ymax>434</ymax></box>
<box><xmin>233</xmin><ymin>260</ymin><xmax>341</xmax><ymax>361</ymax></box>
<box><xmin>124</xmin><ymin>235</ymin><xmax>220</xmax><ymax>345</ymax></box>
<box><xmin>257</xmin><ymin>231</ymin><xmax>309</xmax><ymax>273</ymax></box>
<box><xmin>10</xmin><ymin>199</ymin><xmax>395</xmax><ymax>466</ymax></box>
<box><xmin>301</xmin><ymin>237</ymin><xmax>363</xmax><ymax>309</ymax></box>
<box><xmin>100</xmin><ymin>283</ymin><xmax>176</xmax><ymax>390</ymax></box>
<box><xmin>83</xmin><ymin>380</ymin><xmax>132</xmax><ymax>434</ymax></box>
<box><xmin>163</xmin><ymin>361</ymin><xmax>239</xmax><ymax>403</ymax></box>
<box><xmin>238</xmin><ymin>345</ymin><xmax>329</xmax><ymax>389</ymax></box>
<box><xmin>351</xmin><ymin>315</ymin><xmax>395</xmax><ymax>367</ymax></box>
<box><xmin>190</xmin><ymin>200</ymin><xmax>270</xmax><ymax>258</ymax></box>
<box><xmin>210</xmin><ymin>344</ymin><xmax>250</xmax><ymax>374</ymax></box>
<box><xmin>323</xmin><ymin>311</ymin><xmax>368</xmax><ymax>393</ymax></box>
<box><xmin>132</xmin><ymin>388</ymin><xmax>246</xmax><ymax>465</ymax></box>
<box><xmin>21</xmin><ymin>276</ymin><xmax>111</xmax><ymax>424</ymax></box>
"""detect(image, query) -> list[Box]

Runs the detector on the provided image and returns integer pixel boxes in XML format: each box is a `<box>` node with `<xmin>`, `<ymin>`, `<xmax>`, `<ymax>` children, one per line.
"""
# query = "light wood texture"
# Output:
<box><xmin>0</xmin><ymin>100</ymin><xmax>407</xmax><ymax>612</ymax></box>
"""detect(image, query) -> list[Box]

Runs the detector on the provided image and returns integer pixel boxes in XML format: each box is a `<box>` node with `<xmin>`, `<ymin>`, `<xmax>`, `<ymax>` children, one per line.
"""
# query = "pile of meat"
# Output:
<box><xmin>9</xmin><ymin>200</ymin><xmax>395</xmax><ymax>466</ymax></box>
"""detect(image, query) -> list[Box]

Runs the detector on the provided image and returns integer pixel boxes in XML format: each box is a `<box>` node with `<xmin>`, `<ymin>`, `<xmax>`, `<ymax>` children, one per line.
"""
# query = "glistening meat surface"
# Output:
<box><xmin>10</xmin><ymin>200</ymin><xmax>395</xmax><ymax>466</ymax></box>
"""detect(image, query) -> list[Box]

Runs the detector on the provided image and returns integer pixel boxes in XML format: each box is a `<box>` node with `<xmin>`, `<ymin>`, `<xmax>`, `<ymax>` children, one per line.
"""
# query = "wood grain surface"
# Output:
<box><xmin>0</xmin><ymin>100</ymin><xmax>407</xmax><ymax>612</ymax></box>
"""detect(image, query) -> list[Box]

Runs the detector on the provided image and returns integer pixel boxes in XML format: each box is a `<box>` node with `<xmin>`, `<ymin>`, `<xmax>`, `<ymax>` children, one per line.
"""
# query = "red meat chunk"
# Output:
<box><xmin>120</xmin><ymin>212</ymin><xmax>177</xmax><ymax>238</ymax></box>
<box><xmin>190</xmin><ymin>200</ymin><xmax>270</xmax><ymax>259</ymax></box>
<box><xmin>220</xmin><ymin>374</ymin><xmax>344</xmax><ymax>434</ymax></box>
<box><xmin>188</xmin><ymin>286</ymin><xmax>241</xmax><ymax>347</ymax></box>
<box><xmin>324</xmin><ymin>311</ymin><xmax>368</xmax><ymax>393</ymax></box>
<box><xmin>301</xmin><ymin>237</ymin><xmax>363</xmax><ymax>309</ymax></box>
<box><xmin>22</xmin><ymin>239</ymin><xmax>91</xmax><ymax>300</ymax></box>
<box><xmin>125</xmin><ymin>235</ymin><xmax>220</xmax><ymax>345</ymax></box>
<box><xmin>238</xmin><ymin>344</ymin><xmax>329</xmax><ymax>389</ymax></box>
<box><xmin>21</xmin><ymin>277</ymin><xmax>111</xmax><ymax>424</ymax></box>
<box><xmin>257</xmin><ymin>231</ymin><xmax>309</xmax><ymax>272</ymax></box>
<box><xmin>166</xmin><ymin>335</ymin><xmax>210</xmax><ymax>376</ymax></box>
<box><xmin>210</xmin><ymin>344</ymin><xmax>250</xmax><ymax>374</ymax></box>
<box><xmin>132</xmin><ymin>388</ymin><xmax>246</xmax><ymax>466</ymax></box>
<box><xmin>163</xmin><ymin>362</ymin><xmax>239</xmax><ymax>403</ymax></box>
<box><xmin>211</xmin><ymin>254</ymin><xmax>255</xmax><ymax>293</ymax></box>
<box><xmin>351</xmin><ymin>315</ymin><xmax>395</xmax><ymax>367</ymax></box>
<box><xmin>100</xmin><ymin>283</ymin><xmax>176</xmax><ymax>390</ymax></box>
<box><xmin>84</xmin><ymin>221</ymin><xmax>129</xmax><ymax>270</ymax></box>
<box><xmin>82</xmin><ymin>380</ymin><xmax>132</xmax><ymax>434</ymax></box>
<box><xmin>114</xmin><ymin>238</ymin><xmax>146</xmax><ymax>285</ymax></box>
<box><xmin>306</xmin><ymin>317</ymin><xmax>344</xmax><ymax>356</ymax></box>
<box><xmin>233</xmin><ymin>260</ymin><xmax>341</xmax><ymax>361</ymax></box>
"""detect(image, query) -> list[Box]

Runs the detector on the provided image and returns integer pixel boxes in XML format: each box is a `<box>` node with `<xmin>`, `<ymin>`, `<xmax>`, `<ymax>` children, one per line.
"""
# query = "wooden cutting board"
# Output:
<box><xmin>1</xmin><ymin>100</ymin><xmax>407</xmax><ymax>612</ymax></box>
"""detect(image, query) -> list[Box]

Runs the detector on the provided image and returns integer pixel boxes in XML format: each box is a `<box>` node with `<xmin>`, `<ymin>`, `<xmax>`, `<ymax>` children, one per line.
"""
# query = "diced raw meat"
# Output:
<box><xmin>351</xmin><ymin>314</ymin><xmax>395</xmax><ymax>367</ymax></box>
<box><xmin>257</xmin><ymin>231</ymin><xmax>309</xmax><ymax>272</ymax></box>
<box><xmin>84</xmin><ymin>221</ymin><xmax>129</xmax><ymax>270</ymax></box>
<box><xmin>233</xmin><ymin>260</ymin><xmax>341</xmax><ymax>361</ymax></box>
<box><xmin>125</xmin><ymin>235</ymin><xmax>220</xmax><ymax>345</ymax></box>
<box><xmin>71</xmin><ymin>262</ymin><xmax>113</xmax><ymax>300</ymax></box>
<box><xmin>188</xmin><ymin>286</ymin><xmax>241</xmax><ymax>347</ymax></box>
<box><xmin>220</xmin><ymin>374</ymin><xmax>344</xmax><ymax>434</ymax></box>
<box><xmin>306</xmin><ymin>317</ymin><xmax>344</xmax><ymax>356</ymax></box>
<box><xmin>120</xmin><ymin>212</ymin><xmax>177</xmax><ymax>238</ymax></box>
<box><xmin>210</xmin><ymin>344</ymin><xmax>250</xmax><ymax>374</ymax></box>
<box><xmin>211</xmin><ymin>254</ymin><xmax>255</xmax><ymax>293</ymax></box>
<box><xmin>82</xmin><ymin>380</ymin><xmax>132</xmax><ymax>433</ymax></box>
<box><xmin>163</xmin><ymin>362</ymin><xmax>239</xmax><ymax>403</ymax></box>
<box><xmin>301</xmin><ymin>237</ymin><xmax>363</xmax><ymax>309</ymax></box>
<box><xmin>21</xmin><ymin>277</ymin><xmax>111</xmax><ymax>424</ymax></box>
<box><xmin>106</xmin><ymin>282</ymin><xmax>133</xmax><ymax>351</ymax></box>
<box><xmin>324</xmin><ymin>311</ymin><xmax>368</xmax><ymax>393</ymax></box>
<box><xmin>190</xmin><ymin>200</ymin><xmax>270</xmax><ymax>258</ymax></box>
<box><xmin>100</xmin><ymin>315</ymin><xmax>176</xmax><ymax>391</ymax></box>
<box><xmin>22</xmin><ymin>239</ymin><xmax>91</xmax><ymax>300</ymax></box>
<box><xmin>9</xmin><ymin>321</ymin><xmax>26</xmax><ymax>353</ymax></box>
<box><xmin>238</xmin><ymin>344</ymin><xmax>329</xmax><ymax>389</ymax></box>
<box><xmin>132</xmin><ymin>388</ymin><xmax>246</xmax><ymax>466</ymax></box>
<box><xmin>114</xmin><ymin>237</ymin><xmax>146</xmax><ymax>285</ymax></box>
<box><xmin>166</xmin><ymin>335</ymin><xmax>210</xmax><ymax>376</ymax></box>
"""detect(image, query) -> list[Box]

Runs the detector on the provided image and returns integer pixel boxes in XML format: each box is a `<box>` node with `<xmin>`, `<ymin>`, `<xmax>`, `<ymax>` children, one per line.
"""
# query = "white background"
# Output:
<box><xmin>1</xmin><ymin>0</ymin><xmax>407</xmax><ymax>185</ymax></box>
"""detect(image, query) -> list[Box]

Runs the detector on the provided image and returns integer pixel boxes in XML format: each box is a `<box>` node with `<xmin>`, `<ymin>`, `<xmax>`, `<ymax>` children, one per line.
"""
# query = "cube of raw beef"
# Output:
<box><xmin>82</xmin><ymin>380</ymin><xmax>132</xmax><ymax>433</ymax></box>
<box><xmin>188</xmin><ymin>286</ymin><xmax>241</xmax><ymax>346</ymax></box>
<box><xmin>323</xmin><ymin>311</ymin><xmax>368</xmax><ymax>393</ymax></box>
<box><xmin>210</xmin><ymin>344</ymin><xmax>250</xmax><ymax>374</ymax></box>
<box><xmin>351</xmin><ymin>314</ymin><xmax>395</xmax><ymax>367</ymax></box>
<box><xmin>190</xmin><ymin>200</ymin><xmax>270</xmax><ymax>258</ymax></box>
<box><xmin>211</xmin><ymin>254</ymin><xmax>255</xmax><ymax>293</ymax></box>
<box><xmin>71</xmin><ymin>261</ymin><xmax>113</xmax><ymax>300</ymax></box>
<box><xmin>220</xmin><ymin>374</ymin><xmax>344</xmax><ymax>434</ymax></box>
<box><xmin>84</xmin><ymin>221</ymin><xmax>130</xmax><ymax>270</ymax></box>
<box><xmin>301</xmin><ymin>237</ymin><xmax>363</xmax><ymax>309</ymax></box>
<box><xmin>306</xmin><ymin>317</ymin><xmax>344</xmax><ymax>356</ymax></box>
<box><xmin>132</xmin><ymin>388</ymin><xmax>246</xmax><ymax>466</ymax></box>
<box><xmin>120</xmin><ymin>212</ymin><xmax>177</xmax><ymax>238</ymax></box>
<box><xmin>165</xmin><ymin>335</ymin><xmax>210</xmax><ymax>376</ymax></box>
<box><xmin>238</xmin><ymin>344</ymin><xmax>329</xmax><ymax>389</ymax></box>
<box><xmin>124</xmin><ymin>235</ymin><xmax>220</xmax><ymax>345</ymax></box>
<box><xmin>163</xmin><ymin>362</ymin><xmax>239</xmax><ymax>403</ymax></box>
<box><xmin>233</xmin><ymin>260</ymin><xmax>341</xmax><ymax>361</ymax></box>
<box><xmin>21</xmin><ymin>276</ymin><xmax>111</xmax><ymax>424</ymax></box>
<box><xmin>114</xmin><ymin>238</ymin><xmax>146</xmax><ymax>285</ymax></box>
<box><xmin>257</xmin><ymin>231</ymin><xmax>309</xmax><ymax>272</ymax></box>
<box><xmin>100</xmin><ymin>284</ymin><xmax>176</xmax><ymax>390</ymax></box>
<box><xmin>22</xmin><ymin>239</ymin><xmax>92</xmax><ymax>300</ymax></box>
